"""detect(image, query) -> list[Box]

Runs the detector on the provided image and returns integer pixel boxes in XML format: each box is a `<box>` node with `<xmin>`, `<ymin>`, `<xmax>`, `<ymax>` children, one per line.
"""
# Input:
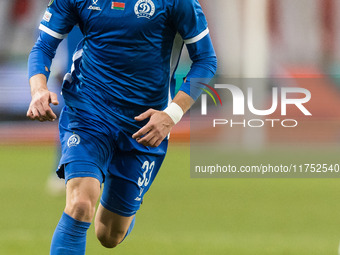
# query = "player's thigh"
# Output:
<box><xmin>66</xmin><ymin>177</ymin><xmax>101</xmax><ymax>208</ymax></box>
<box><xmin>95</xmin><ymin>203</ymin><xmax>134</xmax><ymax>240</ymax></box>
<box><xmin>65</xmin><ymin>176</ymin><xmax>101</xmax><ymax>222</ymax></box>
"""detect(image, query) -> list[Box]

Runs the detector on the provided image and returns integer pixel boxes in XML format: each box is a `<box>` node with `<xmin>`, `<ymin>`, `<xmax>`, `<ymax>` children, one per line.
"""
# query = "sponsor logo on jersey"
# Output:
<box><xmin>134</xmin><ymin>0</ymin><xmax>155</xmax><ymax>19</ymax></box>
<box><xmin>43</xmin><ymin>11</ymin><xmax>52</xmax><ymax>22</ymax></box>
<box><xmin>67</xmin><ymin>134</ymin><xmax>81</xmax><ymax>147</ymax></box>
<box><xmin>88</xmin><ymin>0</ymin><xmax>101</xmax><ymax>11</ymax></box>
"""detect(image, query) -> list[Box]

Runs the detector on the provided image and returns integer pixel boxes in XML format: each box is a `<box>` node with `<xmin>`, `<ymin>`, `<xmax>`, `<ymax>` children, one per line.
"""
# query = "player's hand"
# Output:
<box><xmin>132</xmin><ymin>109</ymin><xmax>175</xmax><ymax>147</ymax></box>
<box><xmin>27</xmin><ymin>88</ymin><xmax>59</xmax><ymax>122</ymax></box>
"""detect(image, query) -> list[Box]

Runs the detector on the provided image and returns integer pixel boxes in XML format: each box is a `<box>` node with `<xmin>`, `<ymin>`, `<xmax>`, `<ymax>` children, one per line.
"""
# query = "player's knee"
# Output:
<box><xmin>66</xmin><ymin>199</ymin><xmax>95</xmax><ymax>221</ymax></box>
<box><xmin>96</xmin><ymin>229</ymin><xmax>126</xmax><ymax>249</ymax></box>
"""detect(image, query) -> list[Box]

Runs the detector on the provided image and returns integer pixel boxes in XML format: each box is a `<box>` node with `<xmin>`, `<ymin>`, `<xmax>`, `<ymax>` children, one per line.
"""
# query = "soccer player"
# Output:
<box><xmin>27</xmin><ymin>0</ymin><xmax>217</xmax><ymax>254</ymax></box>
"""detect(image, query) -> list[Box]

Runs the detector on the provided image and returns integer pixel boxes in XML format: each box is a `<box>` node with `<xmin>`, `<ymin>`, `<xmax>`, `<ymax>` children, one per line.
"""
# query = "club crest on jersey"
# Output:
<box><xmin>67</xmin><ymin>134</ymin><xmax>81</xmax><ymax>147</ymax></box>
<box><xmin>134</xmin><ymin>0</ymin><xmax>155</xmax><ymax>19</ymax></box>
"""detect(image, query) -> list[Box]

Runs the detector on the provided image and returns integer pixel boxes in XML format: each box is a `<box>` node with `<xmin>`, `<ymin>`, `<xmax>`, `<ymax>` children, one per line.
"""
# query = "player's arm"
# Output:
<box><xmin>27</xmin><ymin>0</ymin><xmax>78</xmax><ymax>121</ymax></box>
<box><xmin>28</xmin><ymin>74</ymin><xmax>59</xmax><ymax>122</ymax></box>
<box><xmin>132</xmin><ymin>34</ymin><xmax>217</xmax><ymax>147</ymax></box>
<box><xmin>27</xmin><ymin>32</ymin><xmax>62</xmax><ymax>121</ymax></box>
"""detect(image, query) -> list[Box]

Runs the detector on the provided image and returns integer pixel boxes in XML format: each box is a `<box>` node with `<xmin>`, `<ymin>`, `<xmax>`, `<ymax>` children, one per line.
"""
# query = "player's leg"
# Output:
<box><xmin>94</xmin><ymin>130</ymin><xmax>168</xmax><ymax>249</ymax></box>
<box><xmin>64</xmin><ymin>176</ymin><xmax>101</xmax><ymax>222</ymax></box>
<box><xmin>51</xmin><ymin>106</ymin><xmax>111</xmax><ymax>254</ymax></box>
<box><xmin>95</xmin><ymin>205</ymin><xmax>135</xmax><ymax>248</ymax></box>
<box><xmin>50</xmin><ymin>171</ymin><xmax>101</xmax><ymax>255</ymax></box>
<box><xmin>94</xmin><ymin>172</ymin><xmax>138</xmax><ymax>249</ymax></box>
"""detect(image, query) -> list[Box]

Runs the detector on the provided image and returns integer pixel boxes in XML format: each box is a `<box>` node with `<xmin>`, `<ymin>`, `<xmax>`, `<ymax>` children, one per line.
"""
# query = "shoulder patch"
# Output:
<box><xmin>43</xmin><ymin>10</ymin><xmax>52</xmax><ymax>22</ymax></box>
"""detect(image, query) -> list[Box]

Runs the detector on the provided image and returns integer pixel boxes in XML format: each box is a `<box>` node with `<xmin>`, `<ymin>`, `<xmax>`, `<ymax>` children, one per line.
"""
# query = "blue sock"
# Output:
<box><xmin>50</xmin><ymin>212</ymin><xmax>91</xmax><ymax>255</ymax></box>
<box><xmin>121</xmin><ymin>215</ymin><xmax>135</xmax><ymax>243</ymax></box>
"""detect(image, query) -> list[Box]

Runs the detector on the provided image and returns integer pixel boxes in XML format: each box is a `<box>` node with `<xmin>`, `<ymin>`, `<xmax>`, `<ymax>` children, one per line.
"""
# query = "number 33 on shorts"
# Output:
<box><xmin>135</xmin><ymin>161</ymin><xmax>155</xmax><ymax>201</ymax></box>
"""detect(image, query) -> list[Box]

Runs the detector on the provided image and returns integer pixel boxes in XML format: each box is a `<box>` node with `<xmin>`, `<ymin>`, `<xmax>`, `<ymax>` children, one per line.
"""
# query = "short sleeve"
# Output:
<box><xmin>171</xmin><ymin>0</ymin><xmax>209</xmax><ymax>44</ymax></box>
<box><xmin>39</xmin><ymin>0</ymin><xmax>78</xmax><ymax>40</ymax></box>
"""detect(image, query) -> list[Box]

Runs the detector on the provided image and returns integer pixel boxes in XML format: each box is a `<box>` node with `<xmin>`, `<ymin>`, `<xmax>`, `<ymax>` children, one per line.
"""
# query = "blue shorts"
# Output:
<box><xmin>57</xmin><ymin>106</ymin><xmax>168</xmax><ymax>217</ymax></box>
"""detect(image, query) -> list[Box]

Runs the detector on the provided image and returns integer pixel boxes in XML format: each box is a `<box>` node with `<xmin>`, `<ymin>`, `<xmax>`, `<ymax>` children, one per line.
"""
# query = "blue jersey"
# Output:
<box><xmin>29</xmin><ymin>0</ymin><xmax>216</xmax><ymax>133</ymax></box>
<box><xmin>40</xmin><ymin>1</ymin><xmax>207</xmax><ymax>101</ymax></box>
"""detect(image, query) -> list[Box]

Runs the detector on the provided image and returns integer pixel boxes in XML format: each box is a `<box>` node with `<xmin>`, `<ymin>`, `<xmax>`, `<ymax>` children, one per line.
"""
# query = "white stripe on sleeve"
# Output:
<box><xmin>39</xmin><ymin>24</ymin><xmax>68</xmax><ymax>39</ymax></box>
<box><xmin>184</xmin><ymin>28</ymin><xmax>209</xmax><ymax>45</ymax></box>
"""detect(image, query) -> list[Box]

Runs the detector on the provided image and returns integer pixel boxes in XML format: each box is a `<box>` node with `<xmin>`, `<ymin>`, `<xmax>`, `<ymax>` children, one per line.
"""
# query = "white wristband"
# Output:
<box><xmin>163</xmin><ymin>102</ymin><xmax>184</xmax><ymax>125</ymax></box>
